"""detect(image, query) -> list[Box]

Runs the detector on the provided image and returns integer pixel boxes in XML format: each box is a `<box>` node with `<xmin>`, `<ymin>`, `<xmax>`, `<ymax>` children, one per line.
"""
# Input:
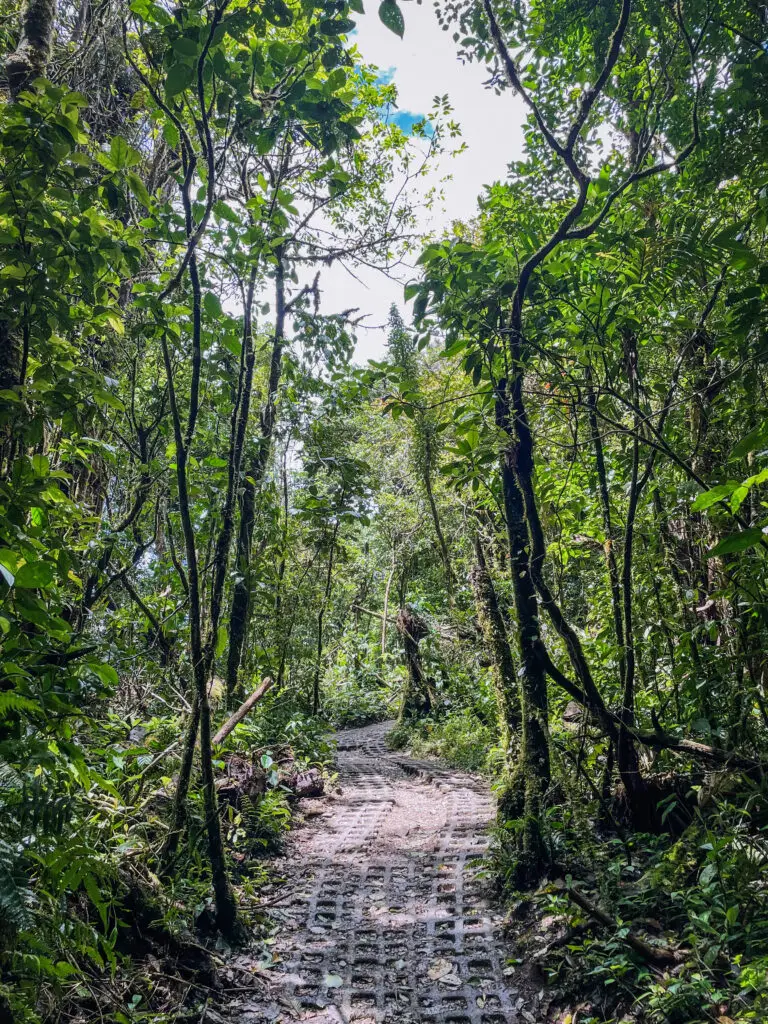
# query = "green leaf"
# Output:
<box><xmin>443</xmin><ymin>337</ymin><xmax>468</xmax><ymax>358</ymax></box>
<box><xmin>711</xmin><ymin>225</ymin><xmax>750</xmax><ymax>252</ymax></box>
<box><xmin>319</xmin><ymin>17</ymin><xmax>355</xmax><ymax>35</ymax></box>
<box><xmin>31</xmin><ymin>454</ymin><xmax>50</xmax><ymax>477</ymax></box>
<box><xmin>264</xmin><ymin>0</ymin><xmax>293</xmax><ymax>25</ymax></box>
<box><xmin>15</xmin><ymin>560</ymin><xmax>55</xmax><ymax>588</ymax></box>
<box><xmin>731</xmin><ymin>424</ymin><xmax>768</xmax><ymax>460</ymax></box>
<box><xmin>165</xmin><ymin>63</ymin><xmax>195</xmax><ymax>98</ymax></box>
<box><xmin>127</xmin><ymin>172</ymin><xmax>151</xmax><ymax>208</ymax></box>
<box><xmin>0</xmin><ymin>692</ymin><xmax>38</xmax><ymax>717</ymax></box>
<box><xmin>93</xmin><ymin>388</ymin><xmax>125</xmax><ymax>411</ymax></box>
<box><xmin>706</xmin><ymin>528</ymin><xmax>764</xmax><ymax>558</ymax></box>
<box><xmin>213</xmin><ymin>200</ymin><xmax>239</xmax><ymax>223</ymax></box>
<box><xmin>109</xmin><ymin>136</ymin><xmax>141</xmax><ymax>170</ymax></box>
<box><xmin>86</xmin><ymin>661</ymin><xmax>119</xmax><ymax>687</ymax></box>
<box><xmin>162</xmin><ymin>120</ymin><xmax>180</xmax><ymax>149</ymax></box>
<box><xmin>203</xmin><ymin>292</ymin><xmax>223</xmax><ymax>318</ymax></box>
<box><xmin>691</xmin><ymin>483</ymin><xmax>737</xmax><ymax>512</ymax></box>
<box><xmin>378</xmin><ymin>0</ymin><xmax>404</xmax><ymax>37</ymax></box>
<box><xmin>83</xmin><ymin>873</ymin><xmax>108</xmax><ymax>927</ymax></box>
<box><xmin>172</xmin><ymin>36</ymin><xmax>199</xmax><ymax>57</ymax></box>
<box><xmin>1</xmin><ymin>264</ymin><xmax>28</xmax><ymax>280</ymax></box>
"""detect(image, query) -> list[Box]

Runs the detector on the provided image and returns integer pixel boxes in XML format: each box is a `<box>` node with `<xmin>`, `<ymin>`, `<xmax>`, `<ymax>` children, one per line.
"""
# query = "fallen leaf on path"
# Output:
<box><xmin>427</xmin><ymin>958</ymin><xmax>453</xmax><ymax>980</ymax></box>
<box><xmin>440</xmin><ymin>973</ymin><xmax>462</xmax><ymax>988</ymax></box>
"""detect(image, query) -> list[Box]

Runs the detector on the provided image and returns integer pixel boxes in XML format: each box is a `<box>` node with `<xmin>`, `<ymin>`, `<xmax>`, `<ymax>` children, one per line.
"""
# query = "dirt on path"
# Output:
<box><xmin>231</xmin><ymin>721</ymin><xmax>540</xmax><ymax>1024</ymax></box>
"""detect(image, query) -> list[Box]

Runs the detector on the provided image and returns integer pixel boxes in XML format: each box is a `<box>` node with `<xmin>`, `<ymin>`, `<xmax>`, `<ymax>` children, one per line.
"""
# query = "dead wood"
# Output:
<box><xmin>565</xmin><ymin>885</ymin><xmax>682</xmax><ymax>969</ymax></box>
<box><xmin>213</xmin><ymin>676</ymin><xmax>274</xmax><ymax>746</ymax></box>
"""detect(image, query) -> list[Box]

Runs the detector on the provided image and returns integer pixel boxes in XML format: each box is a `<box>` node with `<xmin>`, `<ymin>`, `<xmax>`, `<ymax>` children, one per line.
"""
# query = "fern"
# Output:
<box><xmin>0</xmin><ymin>775</ymin><xmax>73</xmax><ymax>832</ymax></box>
<box><xmin>0</xmin><ymin>839</ymin><xmax>35</xmax><ymax>934</ymax></box>
<box><xmin>0</xmin><ymin>692</ymin><xmax>38</xmax><ymax>718</ymax></box>
<box><xmin>0</xmin><ymin>756</ymin><xmax>22</xmax><ymax>791</ymax></box>
<box><xmin>239</xmin><ymin>792</ymin><xmax>261</xmax><ymax>835</ymax></box>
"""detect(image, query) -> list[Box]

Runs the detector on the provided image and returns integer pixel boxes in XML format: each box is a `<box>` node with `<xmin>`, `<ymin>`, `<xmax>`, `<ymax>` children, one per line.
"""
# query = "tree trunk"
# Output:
<box><xmin>495</xmin><ymin>375</ymin><xmax>550</xmax><ymax>886</ymax></box>
<box><xmin>616</xmin><ymin>335</ymin><xmax>653</xmax><ymax>829</ymax></box>
<box><xmin>381</xmin><ymin>549</ymin><xmax>396</xmax><ymax>664</ymax></box>
<box><xmin>162</xmin><ymin>693</ymin><xmax>200</xmax><ymax>869</ymax></box>
<box><xmin>422</xmin><ymin>429</ymin><xmax>454</xmax><ymax>599</ymax></box>
<box><xmin>6</xmin><ymin>0</ymin><xmax>57</xmax><ymax>97</ymax></box>
<box><xmin>312</xmin><ymin>517</ymin><xmax>341</xmax><ymax>716</ymax></box>
<box><xmin>396</xmin><ymin>606</ymin><xmax>435</xmax><ymax>720</ymax></box>
<box><xmin>225</xmin><ymin>256</ymin><xmax>286</xmax><ymax>702</ymax></box>
<box><xmin>1</xmin><ymin>0</ymin><xmax>57</xmax><ymax>414</ymax></box>
<box><xmin>470</xmin><ymin>534</ymin><xmax>519</xmax><ymax>753</ymax></box>
<box><xmin>586</xmin><ymin>375</ymin><xmax>624</xmax><ymax>668</ymax></box>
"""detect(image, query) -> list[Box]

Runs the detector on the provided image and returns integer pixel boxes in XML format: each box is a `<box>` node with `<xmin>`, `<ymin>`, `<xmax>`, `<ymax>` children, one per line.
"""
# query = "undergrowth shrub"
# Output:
<box><xmin>389</xmin><ymin>709</ymin><xmax>499</xmax><ymax>773</ymax></box>
<box><xmin>234</xmin><ymin>790</ymin><xmax>292</xmax><ymax>855</ymax></box>
<box><xmin>321</xmin><ymin>673</ymin><xmax>398</xmax><ymax>728</ymax></box>
<box><xmin>492</xmin><ymin>782</ymin><xmax>768</xmax><ymax>1024</ymax></box>
<box><xmin>321</xmin><ymin>636</ymin><xmax>404</xmax><ymax>727</ymax></box>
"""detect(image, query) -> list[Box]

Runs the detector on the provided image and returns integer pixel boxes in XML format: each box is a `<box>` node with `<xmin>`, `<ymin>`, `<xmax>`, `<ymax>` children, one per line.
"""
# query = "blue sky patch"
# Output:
<box><xmin>374</xmin><ymin>67</ymin><xmax>433</xmax><ymax>136</ymax></box>
<box><xmin>391</xmin><ymin>110</ymin><xmax>432</xmax><ymax>135</ymax></box>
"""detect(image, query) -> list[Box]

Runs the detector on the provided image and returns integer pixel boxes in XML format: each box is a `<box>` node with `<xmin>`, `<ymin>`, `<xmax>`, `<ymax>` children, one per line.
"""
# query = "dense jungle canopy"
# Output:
<box><xmin>2</xmin><ymin>0</ymin><xmax>768</xmax><ymax>1020</ymax></box>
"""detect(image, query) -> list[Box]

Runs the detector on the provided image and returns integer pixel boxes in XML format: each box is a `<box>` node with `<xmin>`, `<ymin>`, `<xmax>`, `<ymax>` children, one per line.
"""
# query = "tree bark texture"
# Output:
<box><xmin>496</xmin><ymin>376</ymin><xmax>550</xmax><ymax>884</ymax></box>
<box><xmin>470</xmin><ymin>534</ymin><xmax>519</xmax><ymax>753</ymax></box>
<box><xmin>6</xmin><ymin>0</ymin><xmax>57</xmax><ymax>97</ymax></box>
<box><xmin>225</xmin><ymin>255</ymin><xmax>285</xmax><ymax>702</ymax></box>
<box><xmin>396</xmin><ymin>606</ymin><xmax>436</xmax><ymax>721</ymax></box>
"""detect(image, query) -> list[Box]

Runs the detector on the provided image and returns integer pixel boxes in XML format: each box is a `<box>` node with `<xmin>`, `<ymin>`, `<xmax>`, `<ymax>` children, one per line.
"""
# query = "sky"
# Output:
<box><xmin>316</xmin><ymin>3</ymin><xmax>527</xmax><ymax>361</ymax></box>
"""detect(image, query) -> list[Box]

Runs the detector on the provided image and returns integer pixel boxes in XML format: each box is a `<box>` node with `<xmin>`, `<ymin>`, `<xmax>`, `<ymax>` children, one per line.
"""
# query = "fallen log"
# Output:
<box><xmin>565</xmin><ymin>885</ymin><xmax>682</xmax><ymax>969</ymax></box>
<box><xmin>213</xmin><ymin>677</ymin><xmax>274</xmax><ymax>747</ymax></box>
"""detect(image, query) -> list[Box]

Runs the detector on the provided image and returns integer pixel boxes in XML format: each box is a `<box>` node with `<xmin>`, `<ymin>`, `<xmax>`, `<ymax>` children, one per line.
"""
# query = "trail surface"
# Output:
<box><xmin>236</xmin><ymin>721</ymin><xmax>539</xmax><ymax>1024</ymax></box>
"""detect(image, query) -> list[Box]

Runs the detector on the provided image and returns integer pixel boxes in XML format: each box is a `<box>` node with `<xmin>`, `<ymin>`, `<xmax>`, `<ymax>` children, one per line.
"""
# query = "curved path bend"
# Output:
<box><xmin>240</xmin><ymin>721</ymin><xmax>539</xmax><ymax>1024</ymax></box>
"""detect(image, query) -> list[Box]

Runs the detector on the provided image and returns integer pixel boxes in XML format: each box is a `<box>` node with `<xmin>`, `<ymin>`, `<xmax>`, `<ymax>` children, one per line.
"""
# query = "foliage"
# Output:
<box><xmin>516</xmin><ymin>789</ymin><xmax>768</xmax><ymax>1023</ymax></box>
<box><xmin>3</xmin><ymin>0</ymin><xmax>768</xmax><ymax>1020</ymax></box>
<box><xmin>391</xmin><ymin>710</ymin><xmax>498</xmax><ymax>774</ymax></box>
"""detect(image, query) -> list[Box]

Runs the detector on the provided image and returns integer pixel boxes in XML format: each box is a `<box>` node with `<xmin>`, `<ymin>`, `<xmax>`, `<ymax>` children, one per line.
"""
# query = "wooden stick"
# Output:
<box><xmin>213</xmin><ymin>677</ymin><xmax>274</xmax><ymax>746</ymax></box>
<box><xmin>566</xmin><ymin>886</ymin><xmax>680</xmax><ymax>968</ymax></box>
<box><xmin>353</xmin><ymin>603</ymin><xmax>396</xmax><ymax>624</ymax></box>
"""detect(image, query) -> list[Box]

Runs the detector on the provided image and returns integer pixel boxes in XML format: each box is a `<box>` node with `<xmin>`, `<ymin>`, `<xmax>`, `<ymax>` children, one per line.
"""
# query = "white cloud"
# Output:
<box><xmin>314</xmin><ymin>4</ymin><xmax>527</xmax><ymax>361</ymax></box>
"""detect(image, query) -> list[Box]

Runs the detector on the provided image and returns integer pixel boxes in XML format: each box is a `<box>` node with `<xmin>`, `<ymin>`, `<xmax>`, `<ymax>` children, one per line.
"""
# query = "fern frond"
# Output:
<box><xmin>0</xmin><ymin>840</ymin><xmax>35</xmax><ymax>934</ymax></box>
<box><xmin>0</xmin><ymin>692</ymin><xmax>38</xmax><ymax>718</ymax></box>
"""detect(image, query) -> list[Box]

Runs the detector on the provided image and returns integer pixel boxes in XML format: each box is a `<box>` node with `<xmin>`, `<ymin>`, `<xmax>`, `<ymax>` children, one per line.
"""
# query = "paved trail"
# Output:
<box><xmin>245</xmin><ymin>722</ymin><xmax>537</xmax><ymax>1024</ymax></box>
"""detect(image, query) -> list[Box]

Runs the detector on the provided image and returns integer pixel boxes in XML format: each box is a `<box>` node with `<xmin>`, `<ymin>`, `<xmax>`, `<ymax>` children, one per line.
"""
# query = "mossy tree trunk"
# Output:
<box><xmin>312</xmin><ymin>515</ymin><xmax>342</xmax><ymax>716</ymax></box>
<box><xmin>496</xmin><ymin>377</ymin><xmax>551</xmax><ymax>886</ymax></box>
<box><xmin>6</xmin><ymin>0</ymin><xmax>57</xmax><ymax>97</ymax></box>
<box><xmin>1</xmin><ymin>0</ymin><xmax>56</xmax><ymax>422</ymax></box>
<box><xmin>470</xmin><ymin>534</ymin><xmax>519</xmax><ymax>754</ymax></box>
<box><xmin>225</xmin><ymin>254</ymin><xmax>285</xmax><ymax>703</ymax></box>
<box><xmin>396</xmin><ymin>606</ymin><xmax>437</xmax><ymax>721</ymax></box>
